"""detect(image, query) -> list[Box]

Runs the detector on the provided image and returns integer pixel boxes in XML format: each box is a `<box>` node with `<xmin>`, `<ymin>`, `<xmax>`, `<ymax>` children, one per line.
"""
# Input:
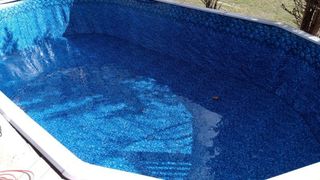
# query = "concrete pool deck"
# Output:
<box><xmin>0</xmin><ymin>115</ymin><xmax>63</xmax><ymax>180</ymax></box>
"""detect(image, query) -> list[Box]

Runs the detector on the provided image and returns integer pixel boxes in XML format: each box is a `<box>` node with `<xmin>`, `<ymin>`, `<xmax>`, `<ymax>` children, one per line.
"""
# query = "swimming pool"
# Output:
<box><xmin>0</xmin><ymin>0</ymin><xmax>320</xmax><ymax>179</ymax></box>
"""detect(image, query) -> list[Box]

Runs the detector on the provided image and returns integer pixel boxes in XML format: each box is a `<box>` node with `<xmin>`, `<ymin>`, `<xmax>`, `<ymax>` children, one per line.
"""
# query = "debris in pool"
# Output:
<box><xmin>212</xmin><ymin>96</ymin><xmax>220</xmax><ymax>101</ymax></box>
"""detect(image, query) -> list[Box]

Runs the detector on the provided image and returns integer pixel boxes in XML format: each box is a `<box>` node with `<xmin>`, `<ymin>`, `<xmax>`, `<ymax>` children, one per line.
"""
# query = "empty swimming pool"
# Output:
<box><xmin>0</xmin><ymin>0</ymin><xmax>320</xmax><ymax>179</ymax></box>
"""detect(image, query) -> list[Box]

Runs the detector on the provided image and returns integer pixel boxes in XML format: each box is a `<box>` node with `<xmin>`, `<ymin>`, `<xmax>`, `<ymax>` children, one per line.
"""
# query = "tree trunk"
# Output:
<box><xmin>309</xmin><ymin>7</ymin><xmax>320</xmax><ymax>35</ymax></box>
<box><xmin>300</xmin><ymin>0</ymin><xmax>320</xmax><ymax>36</ymax></box>
<box><xmin>202</xmin><ymin>0</ymin><xmax>220</xmax><ymax>9</ymax></box>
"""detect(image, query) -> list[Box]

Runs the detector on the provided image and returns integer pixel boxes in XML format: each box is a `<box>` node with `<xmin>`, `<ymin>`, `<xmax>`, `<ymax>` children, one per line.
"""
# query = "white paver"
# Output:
<box><xmin>0</xmin><ymin>115</ymin><xmax>63</xmax><ymax>180</ymax></box>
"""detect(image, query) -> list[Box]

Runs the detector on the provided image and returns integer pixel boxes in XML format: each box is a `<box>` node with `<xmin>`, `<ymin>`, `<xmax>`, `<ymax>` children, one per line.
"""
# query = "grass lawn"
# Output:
<box><xmin>175</xmin><ymin>0</ymin><xmax>297</xmax><ymax>27</ymax></box>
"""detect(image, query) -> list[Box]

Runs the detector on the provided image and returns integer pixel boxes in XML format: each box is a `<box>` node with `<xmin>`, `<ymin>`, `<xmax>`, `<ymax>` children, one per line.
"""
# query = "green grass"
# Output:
<box><xmin>175</xmin><ymin>0</ymin><xmax>298</xmax><ymax>27</ymax></box>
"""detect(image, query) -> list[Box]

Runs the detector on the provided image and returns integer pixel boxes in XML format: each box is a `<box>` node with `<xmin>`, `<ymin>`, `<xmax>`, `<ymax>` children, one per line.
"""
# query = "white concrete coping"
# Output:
<box><xmin>0</xmin><ymin>91</ymin><xmax>157</xmax><ymax>180</ymax></box>
<box><xmin>0</xmin><ymin>114</ymin><xmax>63</xmax><ymax>180</ymax></box>
<box><xmin>268</xmin><ymin>162</ymin><xmax>320</xmax><ymax>180</ymax></box>
<box><xmin>156</xmin><ymin>0</ymin><xmax>320</xmax><ymax>46</ymax></box>
<box><xmin>0</xmin><ymin>0</ymin><xmax>22</xmax><ymax>9</ymax></box>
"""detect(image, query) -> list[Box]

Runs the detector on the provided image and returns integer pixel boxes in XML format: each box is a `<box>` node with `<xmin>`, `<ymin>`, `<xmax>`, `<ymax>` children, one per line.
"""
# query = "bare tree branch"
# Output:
<box><xmin>281</xmin><ymin>0</ymin><xmax>304</xmax><ymax>25</ymax></box>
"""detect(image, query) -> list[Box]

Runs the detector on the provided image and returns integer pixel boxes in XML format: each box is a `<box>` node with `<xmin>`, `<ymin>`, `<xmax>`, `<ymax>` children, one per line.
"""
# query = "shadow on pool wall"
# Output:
<box><xmin>64</xmin><ymin>0</ymin><xmax>320</xmax><ymax>143</ymax></box>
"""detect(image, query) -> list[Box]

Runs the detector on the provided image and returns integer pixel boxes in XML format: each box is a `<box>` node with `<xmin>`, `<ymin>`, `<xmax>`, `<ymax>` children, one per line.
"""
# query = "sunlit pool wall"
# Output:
<box><xmin>65</xmin><ymin>0</ymin><xmax>320</xmax><ymax>141</ymax></box>
<box><xmin>0</xmin><ymin>0</ymin><xmax>72</xmax><ymax>56</ymax></box>
<box><xmin>0</xmin><ymin>0</ymin><xmax>75</xmax><ymax>83</ymax></box>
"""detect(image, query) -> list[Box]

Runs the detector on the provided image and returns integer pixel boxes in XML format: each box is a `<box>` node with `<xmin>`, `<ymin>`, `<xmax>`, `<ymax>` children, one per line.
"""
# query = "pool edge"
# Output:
<box><xmin>0</xmin><ymin>91</ymin><xmax>157</xmax><ymax>180</ymax></box>
<box><xmin>268</xmin><ymin>162</ymin><xmax>320</xmax><ymax>180</ymax></box>
<box><xmin>155</xmin><ymin>0</ymin><xmax>320</xmax><ymax>46</ymax></box>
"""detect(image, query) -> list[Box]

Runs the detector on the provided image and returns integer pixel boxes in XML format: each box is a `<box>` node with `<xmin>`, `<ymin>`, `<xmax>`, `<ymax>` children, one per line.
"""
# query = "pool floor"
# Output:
<box><xmin>3</xmin><ymin>34</ymin><xmax>320</xmax><ymax>179</ymax></box>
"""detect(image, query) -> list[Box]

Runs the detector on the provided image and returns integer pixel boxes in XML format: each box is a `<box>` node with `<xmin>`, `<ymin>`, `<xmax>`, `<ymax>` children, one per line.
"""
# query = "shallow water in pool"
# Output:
<box><xmin>2</xmin><ymin>35</ymin><xmax>320</xmax><ymax>179</ymax></box>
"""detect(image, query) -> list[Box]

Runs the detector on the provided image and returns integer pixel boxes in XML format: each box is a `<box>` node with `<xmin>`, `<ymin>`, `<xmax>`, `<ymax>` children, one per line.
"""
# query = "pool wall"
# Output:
<box><xmin>0</xmin><ymin>0</ymin><xmax>72</xmax><ymax>55</ymax></box>
<box><xmin>0</xmin><ymin>0</ymin><xmax>75</xmax><ymax>82</ymax></box>
<box><xmin>65</xmin><ymin>0</ymin><xmax>320</xmax><ymax>142</ymax></box>
<box><xmin>66</xmin><ymin>0</ymin><xmax>320</xmax><ymax>63</ymax></box>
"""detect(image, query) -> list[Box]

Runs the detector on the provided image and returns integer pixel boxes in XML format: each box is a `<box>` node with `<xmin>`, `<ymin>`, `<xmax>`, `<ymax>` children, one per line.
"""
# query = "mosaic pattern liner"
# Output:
<box><xmin>69</xmin><ymin>0</ymin><xmax>320</xmax><ymax>65</ymax></box>
<box><xmin>0</xmin><ymin>0</ymin><xmax>320</xmax><ymax>178</ymax></box>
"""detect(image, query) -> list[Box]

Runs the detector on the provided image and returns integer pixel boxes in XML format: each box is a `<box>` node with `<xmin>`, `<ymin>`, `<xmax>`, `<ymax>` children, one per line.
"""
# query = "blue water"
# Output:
<box><xmin>1</xmin><ymin>34</ymin><xmax>319</xmax><ymax>179</ymax></box>
<box><xmin>0</xmin><ymin>0</ymin><xmax>320</xmax><ymax>179</ymax></box>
